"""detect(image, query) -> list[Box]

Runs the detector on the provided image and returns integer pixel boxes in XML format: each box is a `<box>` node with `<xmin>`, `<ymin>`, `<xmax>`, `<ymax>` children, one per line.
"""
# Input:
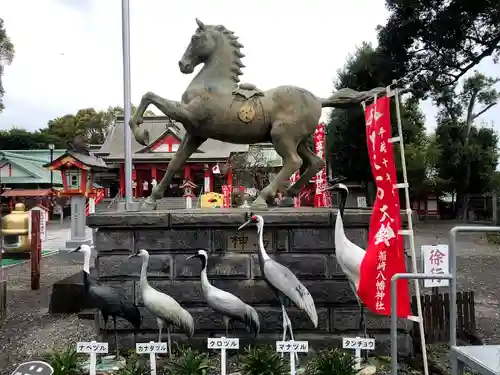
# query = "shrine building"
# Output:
<box><xmin>94</xmin><ymin>116</ymin><xmax>250</xmax><ymax>198</ymax></box>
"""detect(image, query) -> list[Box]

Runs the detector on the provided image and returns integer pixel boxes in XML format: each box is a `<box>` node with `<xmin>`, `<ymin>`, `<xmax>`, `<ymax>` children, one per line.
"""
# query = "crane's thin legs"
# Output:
<box><xmin>157</xmin><ymin>318</ymin><xmax>163</xmax><ymax>343</ymax></box>
<box><xmin>360</xmin><ymin>304</ymin><xmax>367</xmax><ymax>338</ymax></box>
<box><xmin>283</xmin><ymin>308</ymin><xmax>299</xmax><ymax>364</ymax></box>
<box><xmin>359</xmin><ymin>303</ymin><xmax>368</xmax><ymax>360</ymax></box>
<box><xmin>223</xmin><ymin>316</ymin><xmax>230</xmax><ymax>337</ymax></box>
<box><xmin>280</xmin><ymin>303</ymin><xmax>287</xmax><ymax>358</ymax></box>
<box><xmin>99</xmin><ymin>316</ymin><xmax>108</xmax><ymax>365</ymax></box>
<box><xmin>113</xmin><ymin>317</ymin><xmax>119</xmax><ymax>359</ymax></box>
<box><xmin>167</xmin><ymin>325</ymin><xmax>172</xmax><ymax>358</ymax></box>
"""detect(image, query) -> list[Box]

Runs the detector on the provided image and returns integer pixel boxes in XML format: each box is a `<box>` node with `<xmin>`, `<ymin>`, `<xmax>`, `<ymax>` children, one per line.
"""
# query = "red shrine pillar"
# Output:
<box><xmin>119</xmin><ymin>164</ymin><xmax>125</xmax><ymax>195</ymax></box>
<box><xmin>227</xmin><ymin>165</ymin><xmax>233</xmax><ymax>186</ymax></box>
<box><xmin>184</xmin><ymin>164</ymin><xmax>192</xmax><ymax>181</ymax></box>
<box><xmin>151</xmin><ymin>167</ymin><xmax>157</xmax><ymax>180</ymax></box>
<box><xmin>204</xmin><ymin>164</ymin><xmax>213</xmax><ymax>192</ymax></box>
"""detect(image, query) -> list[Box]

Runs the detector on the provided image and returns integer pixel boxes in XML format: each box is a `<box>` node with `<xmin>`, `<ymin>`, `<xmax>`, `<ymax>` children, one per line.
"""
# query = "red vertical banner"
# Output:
<box><xmin>222</xmin><ymin>185</ymin><xmax>232</xmax><ymax>208</ymax></box>
<box><xmin>289</xmin><ymin>171</ymin><xmax>301</xmax><ymax>207</ymax></box>
<box><xmin>357</xmin><ymin>96</ymin><xmax>411</xmax><ymax>318</ymax></box>
<box><xmin>313</xmin><ymin>123</ymin><xmax>331</xmax><ymax>208</ymax></box>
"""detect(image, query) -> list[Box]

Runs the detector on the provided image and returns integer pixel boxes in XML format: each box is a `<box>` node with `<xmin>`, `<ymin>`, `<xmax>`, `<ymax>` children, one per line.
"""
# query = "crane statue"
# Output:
<box><xmin>70</xmin><ymin>244</ymin><xmax>141</xmax><ymax>359</ymax></box>
<box><xmin>329</xmin><ymin>183</ymin><xmax>368</xmax><ymax>337</ymax></box>
<box><xmin>187</xmin><ymin>249</ymin><xmax>260</xmax><ymax>337</ymax></box>
<box><xmin>127</xmin><ymin>18</ymin><xmax>387</xmax><ymax>211</ymax></box>
<box><xmin>238</xmin><ymin>215</ymin><xmax>317</xmax><ymax>362</ymax></box>
<box><xmin>129</xmin><ymin>249</ymin><xmax>194</xmax><ymax>357</ymax></box>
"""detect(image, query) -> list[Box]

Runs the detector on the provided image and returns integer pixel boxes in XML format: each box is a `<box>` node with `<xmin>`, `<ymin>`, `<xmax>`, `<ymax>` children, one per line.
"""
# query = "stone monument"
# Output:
<box><xmin>87</xmin><ymin>209</ymin><xmax>411</xmax><ymax>354</ymax></box>
<box><xmin>127</xmin><ymin>18</ymin><xmax>387</xmax><ymax>210</ymax></box>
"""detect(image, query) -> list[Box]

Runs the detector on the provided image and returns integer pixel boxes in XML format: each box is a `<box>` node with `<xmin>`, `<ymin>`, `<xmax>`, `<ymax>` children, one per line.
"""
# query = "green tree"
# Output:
<box><xmin>377</xmin><ymin>0</ymin><xmax>500</xmax><ymax>95</ymax></box>
<box><xmin>0</xmin><ymin>18</ymin><xmax>15</xmax><ymax>112</ymax></box>
<box><xmin>327</xmin><ymin>43</ymin><xmax>431</xmax><ymax>201</ymax></box>
<box><xmin>433</xmin><ymin>71</ymin><xmax>499</xmax><ymax>219</ymax></box>
<box><xmin>42</xmin><ymin>105</ymin><xmax>156</xmax><ymax>146</ymax></box>
<box><xmin>0</xmin><ymin>128</ymin><xmax>57</xmax><ymax>149</ymax></box>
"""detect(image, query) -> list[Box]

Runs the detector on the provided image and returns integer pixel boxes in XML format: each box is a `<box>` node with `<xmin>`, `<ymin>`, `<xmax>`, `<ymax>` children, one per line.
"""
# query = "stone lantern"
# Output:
<box><xmin>180</xmin><ymin>180</ymin><xmax>197</xmax><ymax>209</ymax></box>
<box><xmin>44</xmin><ymin>136</ymin><xmax>108</xmax><ymax>250</ymax></box>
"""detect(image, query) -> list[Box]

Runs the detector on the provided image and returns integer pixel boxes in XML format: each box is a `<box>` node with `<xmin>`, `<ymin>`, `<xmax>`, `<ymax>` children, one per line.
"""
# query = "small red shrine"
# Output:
<box><xmin>44</xmin><ymin>136</ymin><xmax>108</xmax><ymax>199</ymax></box>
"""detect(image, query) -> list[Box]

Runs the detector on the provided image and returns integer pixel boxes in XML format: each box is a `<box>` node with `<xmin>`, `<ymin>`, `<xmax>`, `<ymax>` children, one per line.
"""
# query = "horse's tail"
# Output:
<box><xmin>319</xmin><ymin>87</ymin><xmax>386</xmax><ymax>109</ymax></box>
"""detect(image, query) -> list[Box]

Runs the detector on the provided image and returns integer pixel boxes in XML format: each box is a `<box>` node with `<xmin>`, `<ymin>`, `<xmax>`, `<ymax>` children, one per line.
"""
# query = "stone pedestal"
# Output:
<box><xmin>87</xmin><ymin>208</ymin><xmax>412</xmax><ymax>355</ymax></box>
<box><xmin>65</xmin><ymin>195</ymin><xmax>92</xmax><ymax>250</ymax></box>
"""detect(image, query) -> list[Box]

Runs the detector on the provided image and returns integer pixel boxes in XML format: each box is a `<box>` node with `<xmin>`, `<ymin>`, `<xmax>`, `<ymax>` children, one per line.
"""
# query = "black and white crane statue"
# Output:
<box><xmin>238</xmin><ymin>215</ymin><xmax>318</xmax><ymax>348</ymax></box>
<box><xmin>187</xmin><ymin>249</ymin><xmax>260</xmax><ymax>337</ymax></box>
<box><xmin>129</xmin><ymin>249</ymin><xmax>194</xmax><ymax>357</ymax></box>
<box><xmin>70</xmin><ymin>244</ymin><xmax>141</xmax><ymax>358</ymax></box>
<box><xmin>330</xmin><ymin>183</ymin><xmax>368</xmax><ymax>336</ymax></box>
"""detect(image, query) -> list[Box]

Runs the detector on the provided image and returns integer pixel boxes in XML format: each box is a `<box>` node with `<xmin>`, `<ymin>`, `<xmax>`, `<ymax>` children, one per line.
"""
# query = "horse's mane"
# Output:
<box><xmin>212</xmin><ymin>25</ymin><xmax>245</xmax><ymax>83</ymax></box>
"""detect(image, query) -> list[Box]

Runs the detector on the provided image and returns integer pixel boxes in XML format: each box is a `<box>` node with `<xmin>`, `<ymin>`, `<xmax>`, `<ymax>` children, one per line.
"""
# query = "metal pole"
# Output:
<box><xmin>49</xmin><ymin>147</ymin><xmax>54</xmax><ymax>188</ymax></box>
<box><xmin>121</xmin><ymin>0</ymin><xmax>133</xmax><ymax>210</ymax></box>
<box><xmin>391</xmin><ymin>273</ymin><xmax>453</xmax><ymax>375</ymax></box>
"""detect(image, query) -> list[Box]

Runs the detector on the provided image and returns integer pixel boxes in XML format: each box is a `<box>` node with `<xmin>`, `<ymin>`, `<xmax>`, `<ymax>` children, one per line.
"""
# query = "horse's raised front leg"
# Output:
<box><xmin>129</xmin><ymin>91</ymin><xmax>192</xmax><ymax>146</ymax></box>
<box><xmin>251</xmin><ymin>122</ymin><xmax>302</xmax><ymax>210</ymax></box>
<box><xmin>142</xmin><ymin>134</ymin><xmax>206</xmax><ymax>210</ymax></box>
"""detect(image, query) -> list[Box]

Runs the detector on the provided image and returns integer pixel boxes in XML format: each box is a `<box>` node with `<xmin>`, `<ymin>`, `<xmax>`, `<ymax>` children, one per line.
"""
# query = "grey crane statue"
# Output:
<box><xmin>330</xmin><ymin>183</ymin><xmax>368</xmax><ymax>337</ymax></box>
<box><xmin>238</xmin><ymin>215</ymin><xmax>317</xmax><ymax>362</ymax></box>
<box><xmin>187</xmin><ymin>249</ymin><xmax>260</xmax><ymax>337</ymax></box>
<box><xmin>70</xmin><ymin>244</ymin><xmax>141</xmax><ymax>359</ymax></box>
<box><xmin>129</xmin><ymin>249</ymin><xmax>194</xmax><ymax>357</ymax></box>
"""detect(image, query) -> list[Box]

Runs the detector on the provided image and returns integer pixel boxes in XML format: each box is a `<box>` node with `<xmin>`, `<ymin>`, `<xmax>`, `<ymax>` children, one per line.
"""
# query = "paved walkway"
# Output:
<box><xmin>44</xmin><ymin>222</ymin><xmax>93</xmax><ymax>251</ymax></box>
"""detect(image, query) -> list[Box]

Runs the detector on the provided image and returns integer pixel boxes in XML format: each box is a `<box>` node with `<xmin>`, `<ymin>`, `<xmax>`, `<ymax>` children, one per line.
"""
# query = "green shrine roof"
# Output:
<box><xmin>0</xmin><ymin>151</ymin><xmax>63</xmax><ymax>186</ymax></box>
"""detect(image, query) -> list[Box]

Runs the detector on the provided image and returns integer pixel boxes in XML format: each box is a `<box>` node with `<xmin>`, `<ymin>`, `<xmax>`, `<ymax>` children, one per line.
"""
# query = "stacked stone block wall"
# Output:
<box><xmin>87</xmin><ymin>208</ymin><xmax>411</xmax><ymax>355</ymax></box>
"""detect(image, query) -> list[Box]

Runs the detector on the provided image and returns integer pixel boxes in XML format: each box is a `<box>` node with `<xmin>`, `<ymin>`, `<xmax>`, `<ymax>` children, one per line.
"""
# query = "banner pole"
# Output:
<box><xmin>392</xmin><ymin>82</ymin><xmax>429</xmax><ymax>375</ymax></box>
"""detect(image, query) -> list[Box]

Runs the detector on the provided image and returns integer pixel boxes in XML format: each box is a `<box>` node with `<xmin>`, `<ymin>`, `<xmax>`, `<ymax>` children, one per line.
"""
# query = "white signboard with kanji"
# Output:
<box><xmin>357</xmin><ymin>196</ymin><xmax>367</xmax><ymax>208</ymax></box>
<box><xmin>422</xmin><ymin>245</ymin><xmax>450</xmax><ymax>287</ymax></box>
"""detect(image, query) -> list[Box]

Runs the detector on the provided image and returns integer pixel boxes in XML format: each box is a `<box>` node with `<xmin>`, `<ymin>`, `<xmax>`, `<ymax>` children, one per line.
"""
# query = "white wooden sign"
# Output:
<box><xmin>276</xmin><ymin>340</ymin><xmax>308</xmax><ymax>375</ymax></box>
<box><xmin>421</xmin><ymin>245</ymin><xmax>450</xmax><ymax>287</ymax></box>
<box><xmin>88</xmin><ymin>198</ymin><xmax>96</xmax><ymax>214</ymax></box>
<box><xmin>76</xmin><ymin>341</ymin><xmax>108</xmax><ymax>375</ymax></box>
<box><xmin>136</xmin><ymin>341</ymin><xmax>168</xmax><ymax>375</ymax></box>
<box><xmin>342</xmin><ymin>337</ymin><xmax>375</xmax><ymax>370</ymax></box>
<box><xmin>28</xmin><ymin>207</ymin><xmax>48</xmax><ymax>242</ymax></box>
<box><xmin>207</xmin><ymin>337</ymin><xmax>239</xmax><ymax>375</ymax></box>
<box><xmin>357</xmin><ymin>196</ymin><xmax>367</xmax><ymax>208</ymax></box>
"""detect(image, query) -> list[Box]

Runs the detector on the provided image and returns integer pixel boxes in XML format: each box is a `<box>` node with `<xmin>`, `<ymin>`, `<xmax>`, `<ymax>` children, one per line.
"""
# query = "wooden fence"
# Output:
<box><xmin>411</xmin><ymin>291</ymin><xmax>476</xmax><ymax>345</ymax></box>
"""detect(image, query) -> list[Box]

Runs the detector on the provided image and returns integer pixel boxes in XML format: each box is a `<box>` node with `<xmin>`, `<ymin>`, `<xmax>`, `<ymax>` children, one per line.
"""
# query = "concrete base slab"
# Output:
<box><xmin>63</xmin><ymin>238</ymin><xmax>92</xmax><ymax>251</ymax></box>
<box><xmin>117</xmin><ymin>201</ymin><xmax>141</xmax><ymax>212</ymax></box>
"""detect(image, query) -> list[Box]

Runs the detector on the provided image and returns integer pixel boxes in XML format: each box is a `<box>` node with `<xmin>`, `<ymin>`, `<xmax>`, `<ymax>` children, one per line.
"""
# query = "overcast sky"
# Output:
<box><xmin>0</xmin><ymin>0</ymin><xmax>498</xmax><ymax>134</ymax></box>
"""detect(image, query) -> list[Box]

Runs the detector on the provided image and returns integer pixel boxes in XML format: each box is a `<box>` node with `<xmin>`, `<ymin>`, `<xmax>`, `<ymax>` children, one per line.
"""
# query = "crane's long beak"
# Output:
<box><xmin>128</xmin><ymin>252</ymin><xmax>139</xmax><ymax>259</ymax></box>
<box><xmin>238</xmin><ymin>218</ymin><xmax>252</xmax><ymax>231</ymax></box>
<box><xmin>69</xmin><ymin>246</ymin><xmax>81</xmax><ymax>253</ymax></box>
<box><xmin>186</xmin><ymin>254</ymin><xmax>199</xmax><ymax>260</ymax></box>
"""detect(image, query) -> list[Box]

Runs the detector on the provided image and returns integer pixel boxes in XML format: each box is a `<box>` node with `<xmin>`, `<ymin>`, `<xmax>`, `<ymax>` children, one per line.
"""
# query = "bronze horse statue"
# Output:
<box><xmin>129</xmin><ymin>18</ymin><xmax>385</xmax><ymax>210</ymax></box>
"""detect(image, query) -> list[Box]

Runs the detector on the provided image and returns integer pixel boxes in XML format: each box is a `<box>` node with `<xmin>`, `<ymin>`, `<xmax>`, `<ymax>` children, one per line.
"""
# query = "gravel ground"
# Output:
<box><xmin>0</xmin><ymin>221</ymin><xmax>499</xmax><ymax>374</ymax></box>
<box><xmin>413</xmin><ymin>221</ymin><xmax>500</xmax><ymax>343</ymax></box>
<box><xmin>0</xmin><ymin>251</ymin><xmax>95</xmax><ymax>375</ymax></box>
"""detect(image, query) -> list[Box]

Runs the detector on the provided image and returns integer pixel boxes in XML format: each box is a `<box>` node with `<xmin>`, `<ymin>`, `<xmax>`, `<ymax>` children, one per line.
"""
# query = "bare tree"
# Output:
<box><xmin>227</xmin><ymin>145</ymin><xmax>276</xmax><ymax>191</ymax></box>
